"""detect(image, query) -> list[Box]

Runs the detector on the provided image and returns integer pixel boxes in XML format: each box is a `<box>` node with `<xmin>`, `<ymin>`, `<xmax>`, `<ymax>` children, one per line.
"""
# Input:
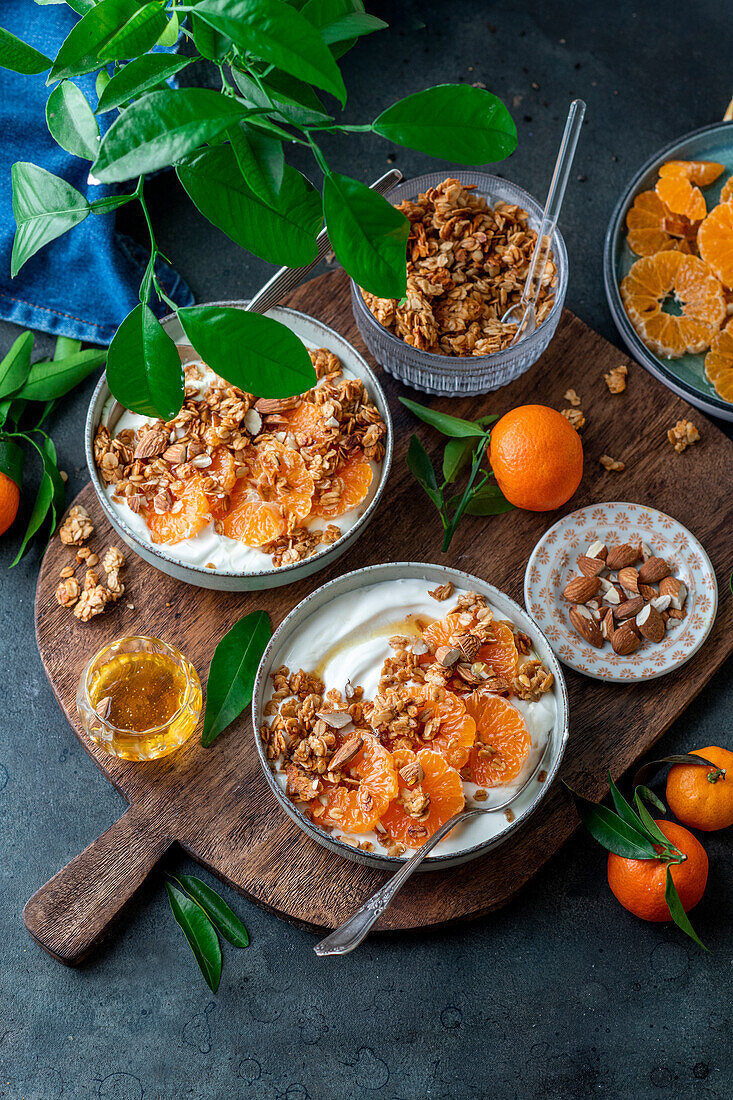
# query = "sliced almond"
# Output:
<box><xmin>577</xmin><ymin>554</ymin><xmax>606</xmax><ymax>578</ymax></box>
<box><xmin>603</xmin><ymin>586</ymin><xmax>621</xmax><ymax>606</ymax></box>
<box><xmin>586</xmin><ymin>540</ymin><xmax>608</xmax><ymax>560</ymax></box>
<box><xmin>316</xmin><ymin>710</ymin><xmax>353</xmax><ymax>729</ymax></box>
<box><xmin>562</xmin><ymin>575</ymin><xmax>602</xmax><ymax>603</ymax></box>
<box><xmin>651</xmin><ymin>594</ymin><xmax>672</xmax><ymax>613</ymax></box>
<box><xmin>455</xmin><ymin>633</ymin><xmax>481</xmax><ymax>662</ymax></box>
<box><xmin>399</xmin><ymin>761</ymin><xmax>423</xmax><ymax>786</ymax></box>
<box><xmin>328</xmin><ymin>735</ymin><xmax>363</xmax><ymax>771</ymax></box>
<box><xmin>600</xmin><ymin>608</ymin><xmax>615</xmax><ymax>640</ymax></box>
<box><xmin>162</xmin><ymin>442</ymin><xmax>187</xmax><ymax>465</ymax></box>
<box><xmin>640</xmin><ymin>541</ymin><xmax>654</xmax><ymax>562</ymax></box>
<box><xmin>638</xmin><ymin>556</ymin><xmax>671</xmax><ymax>584</ymax></box>
<box><xmin>569</xmin><ymin>605</ymin><xmax>604</xmax><ymax>648</ymax></box>
<box><xmin>668</xmin><ymin>607</ymin><xmax>687</xmax><ymax>621</ymax></box>
<box><xmin>638</xmin><ymin>583</ymin><xmax>658</xmax><ymax>600</ymax></box>
<box><xmin>636</xmin><ymin>603</ymin><xmax>665</xmax><ymax>643</ymax></box>
<box><xmin>254</xmin><ymin>396</ymin><xmax>300</xmax><ymax>414</ymax></box>
<box><xmin>134</xmin><ymin>428</ymin><xmax>168</xmax><ymax>460</ymax></box>
<box><xmin>435</xmin><ymin>645</ymin><xmax>461</xmax><ymax>668</ymax></box>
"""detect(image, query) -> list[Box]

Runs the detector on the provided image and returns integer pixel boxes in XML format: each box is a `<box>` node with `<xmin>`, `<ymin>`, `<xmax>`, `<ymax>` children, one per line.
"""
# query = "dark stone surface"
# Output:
<box><xmin>0</xmin><ymin>2</ymin><xmax>731</xmax><ymax>1097</ymax></box>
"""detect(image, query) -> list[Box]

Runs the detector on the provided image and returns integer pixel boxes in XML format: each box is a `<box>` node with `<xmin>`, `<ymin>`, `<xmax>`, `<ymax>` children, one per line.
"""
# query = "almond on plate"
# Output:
<box><xmin>569</xmin><ymin>605</ymin><xmax>604</xmax><ymax>648</ymax></box>
<box><xmin>636</xmin><ymin>603</ymin><xmax>665</xmax><ymax>643</ymax></box>
<box><xmin>611</xmin><ymin>622</ymin><xmax>641</xmax><ymax>655</ymax></box>
<box><xmin>562</xmin><ymin>575</ymin><xmax>602</xmax><ymax>603</ymax></box>
<box><xmin>638</xmin><ymin>556</ymin><xmax>671</xmax><ymax>584</ymax></box>
<box><xmin>605</xmin><ymin>543</ymin><xmax>640</xmax><ymax>570</ymax></box>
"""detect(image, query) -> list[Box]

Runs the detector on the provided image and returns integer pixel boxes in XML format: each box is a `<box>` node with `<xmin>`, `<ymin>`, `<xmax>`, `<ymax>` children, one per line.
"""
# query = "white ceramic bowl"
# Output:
<box><xmin>85</xmin><ymin>302</ymin><xmax>393</xmax><ymax>591</ymax></box>
<box><xmin>252</xmin><ymin>562</ymin><xmax>570</xmax><ymax>871</ymax></box>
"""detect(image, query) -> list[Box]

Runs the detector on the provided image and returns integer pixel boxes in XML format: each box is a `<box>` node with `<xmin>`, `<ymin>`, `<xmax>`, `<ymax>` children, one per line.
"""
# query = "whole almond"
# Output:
<box><xmin>562</xmin><ymin>575</ymin><xmax>602</xmax><ymax>603</ymax></box>
<box><xmin>435</xmin><ymin>645</ymin><xmax>462</xmax><ymax>667</ymax></box>
<box><xmin>569</xmin><ymin>605</ymin><xmax>604</xmax><ymax>648</ymax></box>
<box><xmin>606</xmin><ymin>543</ymin><xmax>640</xmax><ymax>570</ymax></box>
<box><xmin>617</xmin><ymin>567</ymin><xmax>639</xmax><ymax>593</ymax></box>
<box><xmin>638</xmin><ymin>556</ymin><xmax>671</xmax><ymax>584</ymax></box>
<box><xmin>611</xmin><ymin>622</ymin><xmax>641</xmax><ymax>655</ymax></box>
<box><xmin>327</xmin><ymin>735</ymin><xmax>363</xmax><ymax>772</ymax></box>
<box><xmin>577</xmin><ymin>554</ymin><xmax>606</xmax><ymax>578</ymax></box>
<box><xmin>659</xmin><ymin>575</ymin><xmax>687</xmax><ymax>609</ymax></box>
<box><xmin>636</xmin><ymin>603</ymin><xmax>665</xmax><ymax>643</ymax></box>
<box><xmin>254</xmin><ymin>396</ymin><xmax>300</xmax><ymax>414</ymax></box>
<box><xmin>615</xmin><ymin>596</ymin><xmax>645</xmax><ymax>621</ymax></box>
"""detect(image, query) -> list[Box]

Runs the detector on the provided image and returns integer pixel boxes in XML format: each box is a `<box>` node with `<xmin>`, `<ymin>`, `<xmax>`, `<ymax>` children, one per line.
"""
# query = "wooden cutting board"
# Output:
<box><xmin>26</xmin><ymin>270</ymin><xmax>733</xmax><ymax>965</ymax></box>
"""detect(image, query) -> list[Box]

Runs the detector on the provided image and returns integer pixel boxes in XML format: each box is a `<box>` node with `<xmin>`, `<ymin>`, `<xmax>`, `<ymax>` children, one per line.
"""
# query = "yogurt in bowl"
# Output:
<box><xmin>253</xmin><ymin>563</ymin><xmax>569</xmax><ymax>870</ymax></box>
<box><xmin>85</xmin><ymin>304</ymin><xmax>393</xmax><ymax>591</ymax></box>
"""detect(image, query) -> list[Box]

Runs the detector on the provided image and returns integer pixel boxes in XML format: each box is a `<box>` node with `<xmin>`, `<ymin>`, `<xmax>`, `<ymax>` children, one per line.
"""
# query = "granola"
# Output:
<box><xmin>361</xmin><ymin>178</ymin><xmax>556</xmax><ymax>356</ymax></box>
<box><xmin>667</xmin><ymin>418</ymin><xmax>700</xmax><ymax>453</ymax></box>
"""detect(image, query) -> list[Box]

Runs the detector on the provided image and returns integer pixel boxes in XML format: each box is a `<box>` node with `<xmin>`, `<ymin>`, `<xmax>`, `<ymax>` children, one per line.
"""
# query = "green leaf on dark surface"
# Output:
<box><xmin>632</xmin><ymin>753</ymin><xmax>724</xmax><ymax>789</ymax></box>
<box><xmin>54</xmin><ymin>336</ymin><xmax>81</xmax><ymax>360</ymax></box>
<box><xmin>0</xmin><ymin>438</ymin><xmax>24</xmax><ymax>489</ymax></box>
<box><xmin>373</xmin><ymin>84</ymin><xmax>517</xmax><ymax>165</ymax></box>
<box><xmin>96</xmin><ymin>54</ymin><xmax>191</xmax><ymax>113</ymax></box>
<box><xmin>464</xmin><ymin>483</ymin><xmax>514</xmax><ymax>516</ymax></box>
<box><xmin>165</xmin><ymin>882</ymin><xmax>222</xmax><ymax>991</ymax></box>
<box><xmin>0</xmin><ymin>26</ymin><xmax>52</xmax><ymax>74</ymax></box>
<box><xmin>98</xmin><ymin>1</ymin><xmax>167</xmax><ymax>61</ymax></box>
<box><xmin>10</xmin><ymin>456</ymin><xmax>55</xmax><ymax>566</ymax></box>
<box><xmin>399</xmin><ymin>397</ymin><xmax>487</xmax><ymax>438</ymax></box>
<box><xmin>201</xmin><ymin>609</ymin><xmax>272</xmax><ymax>747</ymax></box>
<box><xmin>633</xmin><ymin>786</ymin><xmax>671</xmax><ymax>848</ymax></box>
<box><xmin>11</xmin><ymin>162</ymin><xmax>90</xmax><ymax>276</ymax></box>
<box><xmin>229</xmin><ymin>121</ymin><xmax>284</xmax><ymax>206</ymax></box>
<box><xmin>442</xmin><ymin>436</ymin><xmax>475</xmax><ymax>484</ymax></box>
<box><xmin>665</xmin><ymin>866</ymin><xmax>707</xmax><ymax>950</ymax></box>
<box><xmin>174</xmin><ymin>875</ymin><xmax>249</xmax><ymax>948</ymax></box>
<box><xmin>93</xmin><ymin>88</ymin><xmax>248</xmax><ymax>183</ymax></box>
<box><xmin>608</xmin><ymin>772</ymin><xmax>649</xmax><ymax>836</ymax></box>
<box><xmin>177</xmin><ymin>306</ymin><xmax>317</xmax><ymax>399</ymax></box>
<box><xmin>17</xmin><ymin>349</ymin><xmax>106</xmax><ymax>401</ymax></box>
<box><xmin>38</xmin><ymin>432</ymin><xmax>67</xmax><ymax>528</ymax></box>
<box><xmin>178</xmin><ymin>146</ymin><xmax>321</xmax><ymax>267</ymax></box>
<box><xmin>0</xmin><ymin>332</ymin><xmax>34</xmax><ymax>399</ymax></box>
<box><xmin>106</xmin><ymin>304</ymin><xmax>183</xmax><ymax>419</ymax></box>
<box><xmin>406</xmin><ymin>435</ymin><xmax>442</xmax><ymax>510</ymax></box>
<box><xmin>318</xmin><ymin>10</ymin><xmax>387</xmax><ymax>45</ymax></box>
<box><xmin>190</xmin><ymin>0</ymin><xmax>347</xmax><ymax>105</ymax></box>
<box><xmin>231</xmin><ymin>68</ymin><xmax>333</xmax><ymax>128</ymax></box>
<box><xmin>49</xmin><ymin>0</ymin><xmax>151</xmax><ymax>82</ymax></box>
<box><xmin>323</xmin><ymin>172</ymin><xmax>409</xmax><ymax>298</ymax></box>
<box><xmin>567</xmin><ymin>785</ymin><xmax>659</xmax><ymax>860</ymax></box>
<box><xmin>46</xmin><ymin>81</ymin><xmax>100</xmax><ymax>160</ymax></box>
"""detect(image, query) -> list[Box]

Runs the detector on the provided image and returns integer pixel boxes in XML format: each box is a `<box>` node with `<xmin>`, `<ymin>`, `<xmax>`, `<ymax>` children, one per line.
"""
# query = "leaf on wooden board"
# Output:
<box><xmin>202</xmin><ymin>610</ymin><xmax>272</xmax><ymax>747</ymax></box>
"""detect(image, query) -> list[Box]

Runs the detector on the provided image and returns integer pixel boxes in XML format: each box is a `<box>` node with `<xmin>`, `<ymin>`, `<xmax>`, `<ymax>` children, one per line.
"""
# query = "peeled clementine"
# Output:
<box><xmin>489</xmin><ymin>405</ymin><xmax>583</xmax><ymax>511</ymax></box>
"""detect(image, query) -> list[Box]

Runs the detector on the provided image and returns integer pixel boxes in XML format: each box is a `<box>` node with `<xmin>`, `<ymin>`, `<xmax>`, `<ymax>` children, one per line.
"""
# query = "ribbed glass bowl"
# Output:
<box><xmin>350</xmin><ymin>171</ymin><xmax>568</xmax><ymax>396</ymax></box>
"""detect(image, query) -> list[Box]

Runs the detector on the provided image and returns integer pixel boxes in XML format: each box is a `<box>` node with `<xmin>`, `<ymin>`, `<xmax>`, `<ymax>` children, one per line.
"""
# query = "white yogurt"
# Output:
<box><xmin>102</xmin><ymin>357</ymin><xmax>381</xmax><ymax>575</ymax></box>
<box><xmin>263</xmin><ymin>578</ymin><xmax>557</xmax><ymax>857</ymax></box>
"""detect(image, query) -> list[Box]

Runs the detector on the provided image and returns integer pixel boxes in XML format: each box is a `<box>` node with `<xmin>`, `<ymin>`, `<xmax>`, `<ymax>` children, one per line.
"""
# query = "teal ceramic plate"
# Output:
<box><xmin>604</xmin><ymin>121</ymin><xmax>733</xmax><ymax>422</ymax></box>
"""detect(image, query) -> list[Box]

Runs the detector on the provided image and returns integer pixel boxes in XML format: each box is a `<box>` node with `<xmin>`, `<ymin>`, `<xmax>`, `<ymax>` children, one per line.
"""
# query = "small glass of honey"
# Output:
<box><xmin>76</xmin><ymin>636</ymin><xmax>202</xmax><ymax>761</ymax></box>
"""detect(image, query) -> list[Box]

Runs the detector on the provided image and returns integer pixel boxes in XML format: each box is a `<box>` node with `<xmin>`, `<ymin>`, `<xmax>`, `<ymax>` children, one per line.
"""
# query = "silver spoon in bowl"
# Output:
<box><xmin>313</xmin><ymin>735</ymin><xmax>554</xmax><ymax>956</ymax></box>
<box><xmin>501</xmin><ymin>98</ymin><xmax>586</xmax><ymax>345</ymax></box>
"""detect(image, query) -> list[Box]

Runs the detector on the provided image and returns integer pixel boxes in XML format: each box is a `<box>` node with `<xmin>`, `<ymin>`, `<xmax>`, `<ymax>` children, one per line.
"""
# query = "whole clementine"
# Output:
<box><xmin>607</xmin><ymin>819</ymin><xmax>708</xmax><ymax>922</ymax></box>
<box><xmin>489</xmin><ymin>405</ymin><xmax>583</xmax><ymax>511</ymax></box>
<box><xmin>666</xmin><ymin>747</ymin><xmax>733</xmax><ymax>831</ymax></box>
<box><xmin>0</xmin><ymin>470</ymin><xmax>20</xmax><ymax>536</ymax></box>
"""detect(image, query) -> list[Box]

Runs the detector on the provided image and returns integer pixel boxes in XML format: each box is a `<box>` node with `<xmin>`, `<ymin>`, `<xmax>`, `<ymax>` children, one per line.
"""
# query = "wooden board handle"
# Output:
<box><xmin>23</xmin><ymin>806</ymin><xmax>172</xmax><ymax>966</ymax></box>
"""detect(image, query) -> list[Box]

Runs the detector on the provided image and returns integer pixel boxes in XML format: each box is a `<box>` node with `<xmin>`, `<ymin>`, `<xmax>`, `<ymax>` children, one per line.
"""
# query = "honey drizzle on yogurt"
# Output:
<box><xmin>311</xmin><ymin>614</ymin><xmax>434</xmax><ymax>681</ymax></box>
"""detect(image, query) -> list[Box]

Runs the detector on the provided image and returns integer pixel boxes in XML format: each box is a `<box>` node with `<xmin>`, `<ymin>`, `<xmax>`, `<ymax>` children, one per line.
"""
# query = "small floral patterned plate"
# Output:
<box><xmin>523</xmin><ymin>502</ymin><xmax>718</xmax><ymax>682</ymax></box>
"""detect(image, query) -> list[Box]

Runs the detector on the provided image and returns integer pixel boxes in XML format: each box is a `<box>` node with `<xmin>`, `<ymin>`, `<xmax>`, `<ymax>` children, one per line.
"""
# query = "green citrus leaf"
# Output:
<box><xmin>228</xmin><ymin>120</ymin><xmax>284</xmax><ymax>206</ymax></box>
<box><xmin>406</xmin><ymin>435</ymin><xmax>442</xmax><ymax>510</ymax></box>
<box><xmin>0</xmin><ymin>438</ymin><xmax>24</xmax><ymax>489</ymax></box>
<box><xmin>399</xmin><ymin>396</ymin><xmax>487</xmax><ymax>439</ymax></box>
<box><xmin>323</xmin><ymin>171</ymin><xmax>409</xmax><ymax>298</ymax></box>
<box><xmin>49</xmin><ymin>0</ymin><xmax>150</xmax><ymax>82</ymax></box>
<box><xmin>174</xmin><ymin>876</ymin><xmax>249</xmax><ymax>948</ymax></box>
<box><xmin>190</xmin><ymin>0</ymin><xmax>347</xmax><ymax>105</ymax></box>
<box><xmin>165</xmin><ymin>882</ymin><xmax>222</xmax><ymax>991</ymax></box>
<box><xmin>608</xmin><ymin>772</ymin><xmax>650</xmax><ymax>836</ymax></box>
<box><xmin>0</xmin><ymin>332</ymin><xmax>34</xmax><ymax>399</ymax></box>
<box><xmin>16</xmin><ymin>348</ymin><xmax>106</xmax><ymax>401</ymax></box>
<box><xmin>46</xmin><ymin>81</ymin><xmax>100</xmax><ymax>160</ymax></box>
<box><xmin>665</xmin><ymin>865</ymin><xmax>707</xmax><ymax>951</ymax></box>
<box><xmin>98</xmin><ymin>1</ymin><xmax>167</xmax><ymax>61</ymax></box>
<box><xmin>231</xmin><ymin>68</ymin><xmax>333</xmax><ymax>128</ymax></box>
<box><xmin>442</xmin><ymin>436</ymin><xmax>475</xmax><ymax>484</ymax></box>
<box><xmin>54</xmin><ymin>336</ymin><xmax>81</xmax><ymax>360</ymax></box>
<box><xmin>10</xmin><ymin>454</ymin><xmax>55</xmax><ymax>566</ymax></box>
<box><xmin>633</xmin><ymin>786</ymin><xmax>672</xmax><ymax>848</ymax></box>
<box><xmin>202</xmin><ymin>610</ymin><xmax>272</xmax><ymax>747</ymax></box>
<box><xmin>96</xmin><ymin>53</ymin><xmax>191</xmax><ymax>113</ymax></box>
<box><xmin>464</xmin><ymin>483</ymin><xmax>514</xmax><ymax>516</ymax></box>
<box><xmin>90</xmin><ymin>193</ymin><xmax>136</xmax><ymax>214</ymax></box>
<box><xmin>93</xmin><ymin>88</ymin><xmax>248</xmax><ymax>183</ymax></box>
<box><xmin>567</xmin><ymin>784</ymin><xmax>659</xmax><ymax>859</ymax></box>
<box><xmin>156</xmin><ymin>10</ymin><xmax>180</xmax><ymax>48</ymax></box>
<box><xmin>177</xmin><ymin>306</ymin><xmax>317</xmax><ymax>399</ymax></box>
<box><xmin>632</xmin><ymin>753</ymin><xmax>724</xmax><ymax>788</ymax></box>
<box><xmin>373</xmin><ymin>84</ymin><xmax>517</xmax><ymax>165</ymax></box>
<box><xmin>37</xmin><ymin>432</ymin><xmax>67</xmax><ymax>529</ymax></box>
<box><xmin>190</xmin><ymin>12</ymin><xmax>231</xmax><ymax>61</ymax></box>
<box><xmin>0</xmin><ymin>26</ymin><xmax>52</xmax><ymax>75</ymax></box>
<box><xmin>11</xmin><ymin>162</ymin><xmax>90</xmax><ymax>277</ymax></box>
<box><xmin>318</xmin><ymin>10</ymin><xmax>387</xmax><ymax>45</ymax></box>
<box><xmin>106</xmin><ymin>303</ymin><xmax>183</xmax><ymax>419</ymax></box>
<box><xmin>177</xmin><ymin>145</ymin><xmax>321</xmax><ymax>267</ymax></box>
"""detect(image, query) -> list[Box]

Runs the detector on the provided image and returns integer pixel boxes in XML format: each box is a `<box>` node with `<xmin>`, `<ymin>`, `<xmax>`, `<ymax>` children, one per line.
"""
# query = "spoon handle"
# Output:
<box><xmin>521</xmin><ymin>98</ymin><xmax>586</xmax><ymax>307</ymax></box>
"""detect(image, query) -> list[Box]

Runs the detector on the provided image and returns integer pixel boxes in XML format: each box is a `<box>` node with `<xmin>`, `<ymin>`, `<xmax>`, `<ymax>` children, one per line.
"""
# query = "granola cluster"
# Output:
<box><xmin>54</xmin><ymin>505</ymin><xmax>128</xmax><ymax>621</ymax></box>
<box><xmin>94</xmin><ymin>347</ymin><xmax>387</xmax><ymax>568</ymax></box>
<box><xmin>261</xmin><ymin>586</ymin><xmax>554</xmax><ymax>855</ymax></box>
<box><xmin>361</xmin><ymin>178</ymin><xmax>556</xmax><ymax>356</ymax></box>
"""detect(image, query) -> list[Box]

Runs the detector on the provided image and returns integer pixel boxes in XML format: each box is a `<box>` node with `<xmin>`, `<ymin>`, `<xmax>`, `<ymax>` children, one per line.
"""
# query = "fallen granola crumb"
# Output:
<box><xmin>667</xmin><ymin>418</ymin><xmax>700</xmax><ymax>454</ymax></box>
<box><xmin>59</xmin><ymin>504</ymin><xmax>94</xmax><ymax>546</ymax></box>
<box><xmin>59</xmin><ymin>565</ymin><xmax>75</xmax><ymax>579</ymax></box>
<box><xmin>561</xmin><ymin>407</ymin><xmax>586</xmax><ymax>431</ymax></box>
<box><xmin>102</xmin><ymin>546</ymin><xmax>126</xmax><ymax>574</ymax></box>
<box><xmin>600</xmin><ymin>454</ymin><xmax>626</xmax><ymax>472</ymax></box>
<box><xmin>55</xmin><ymin>578</ymin><xmax>80</xmax><ymax>607</ymax></box>
<box><xmin>563</xmin><ymin>388</ymin><xmax>581</xmax><ymax>407</ymax></box>
<box><xmin>604</xmin><ymin>364</ymin><xmax>628</xmax><ymax>394</ymax></box>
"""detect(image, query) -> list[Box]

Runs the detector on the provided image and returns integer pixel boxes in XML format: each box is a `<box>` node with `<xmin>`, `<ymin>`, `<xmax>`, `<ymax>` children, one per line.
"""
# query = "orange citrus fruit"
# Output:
<box><xmin>0</xmin><ymin>471</ymin><xmax>20</xmax><ymax>536</ymax></box>
<box><xmin>477</xmin><ymin>620</ymin><xmax>519</xmax><ymax>680</ymax></box>
<box><xmin>249</xmin><ymin>440</ymin><xmax>314</xmax><ymax>520</ymax></box>
<box><xmin>463</xmin><ymin>691</ymin><xmax>530</xmax><ymax>787</ymax></box>
<box><xmin>220</xmin><ymin>478</ymin><xmax>285</xmax><ymax>546</ymax></box>
<box><xmin>321</xmin><ymin>736</ymin><xmax>398</xmax><ymax>833</ymax></box>
<box><xmin>208</xmin><ymin>446</ymin><xmax>237</xmax><ymax>492</ymax></box>
<box><xmin>281</xmin><ymin>401</ymin><xmax>328</xmax><ymax>441</ymax></box>
<box><xmin>311</xmin><ymin>454</ymin><xmax>373</xmax><ymax>518</ymax></box>
<box><xmin>607</xmin><ymin>819</ymin><xmax>708</xmax><ymax>922</ymax></box>
<box><xmin>381</xmin><ymin>748</ymin><xmax>465</xmax><ymax>847</ymax></box>
<box><xmin>620</xmin><ymin>251</ymin><xmax>725</xmax><ymax>357</ymax></box>
<box><xmin>720</xmin><ymin>177</ymin><xmax>733</xmax><ymax>204</ymax></box>
<box><xmin>698</xmin><ymin>201</ymin><xmax>733</xmax><ymax>288</ymax></box>
<box><xmin>666</xmin><ymin>747</ymin><xmax>733</xmax><ymax>831</ymax></box>
<box><xmin>704</xmin><ymin>319</ymin><xmax>733</xmax><ymax>402</ymax></box>
<box><xmin>625</xmin><ymin>190</ymin><xmax>694</xmax><ymax>257</ymax></box>
<box><xmin>145</xmin><ymin>476</ymin><xmax>211</xmax><ymax>544</ymax></box>
<box><xmin>489</xmin><ymin>405</ymin><xmax>583</xmax><ymax>511</ymax></box>
<box><xmin>658</xmin><ymin>160</ymin><xmax>725</xmax><ymax>187</ymax></box>
<box><xmin>412</xmin><ymin>688</ymin><xmax>476</xmax><ymax>770</ymax></box>
<box><xmin>656</xmin><ymin>174</ymin><xmax>707</xmax><ymax>223</ymax></box>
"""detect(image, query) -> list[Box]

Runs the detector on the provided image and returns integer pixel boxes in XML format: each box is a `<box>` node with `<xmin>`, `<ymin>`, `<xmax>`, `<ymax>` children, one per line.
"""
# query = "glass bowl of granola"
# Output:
<box><xmin>350</xmin><ymin>173</ymin><xmax>568</xmax><ymax>396</ymax></box>
<box><xmin>253</xmin><ymin>562</ymin><xmax>569</xmax><ymax>870</ymax></box>
<box><xmin>85</xmin><ymin>303</ymin><xmax>393</xmax><ymax>591</ymax></box>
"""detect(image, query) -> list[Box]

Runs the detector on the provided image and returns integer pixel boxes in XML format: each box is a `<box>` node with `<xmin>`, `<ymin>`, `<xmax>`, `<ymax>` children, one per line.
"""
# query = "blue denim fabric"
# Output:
<box><xmin>0</xmin><ymin>2</ymin><xmax>193</xmax><ymax>345</ymax></box>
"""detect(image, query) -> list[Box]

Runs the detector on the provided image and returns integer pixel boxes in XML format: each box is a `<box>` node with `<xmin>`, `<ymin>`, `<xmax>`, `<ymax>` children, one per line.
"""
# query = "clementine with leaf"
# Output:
<box><xmin>666</xmin><ymin>747</ymin><xmax>733</xmax><ymax>831</ymax></box>
<box><xmin>489</xmin><ymin>405</ymin><xmax>583</xmax><ymax>511</ymax></box>
<box><xmin>607</xmin><ymin>819</ymin><xmax>708</xmax><ymax>922</ymax></box>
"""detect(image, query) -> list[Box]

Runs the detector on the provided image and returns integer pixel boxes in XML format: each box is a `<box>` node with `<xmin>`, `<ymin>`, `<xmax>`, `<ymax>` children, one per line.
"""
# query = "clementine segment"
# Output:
<box><xmin>620</xmin><ymin>251</ymin><xmax>725</xmax><ymax>357</ymax></box>
<box><xmin>381</xmin><ymin>748</ymin><xmax>465</xmax><ymax>846</ymax></box>
<box><xmin>658</xmin><ymin>160</ymin><xmax>725</xmax><ymax>187</ymax></box>
<box><xmin>698</xmin><ymin>201</ymin><xmax>733</xmax><ymax>288</ymax></box>
<box><xmin>145</xmin><ymin>476</ymin><xmax>211</xmax><ymax>544</ymax></box>
<box><xmin>220</xmin><ymin>478</ymin><xmax>285</xmax><ymax>546</ymax></box>
<box><xmin>464</xmin><ymin>692</ymin><xmax>530</xmax><ymax>787</ymax></box>
<box><xmin>281</xmin><ymin>401</ymin><xmax>327</xmax><ymax>441</ymax></box>
<box><xmin>250</xmin><ymin>440</ymin><xmax>314</xmax><ymax>520</ymax></box>
<box><xmin>477</xmin><ymin>620</ymin><xmax>519</xmax><ymax>680</ymax></box>
<box><xmin>0</xmin><ymin>471</ymin><xmax>20</xmax><ymax>536</ymax></box>
<box><xmin>625</xmin><ymin>190</ymin><xmax>694</xmax><ymax>257</ymax></box>
<box><xmin>311</xmin><ymin>454</ymin><xmax>373</xmax><ymax>518</ymax></box>
<box><xmin>704</xmin><ymin>319</ymin><xmax>733</xmax><ymax>402</ymax></box>
<box><xmin>607</xmin><ymin>820</ymin><xmax>708</xmax><ymax>922</ymax></box>
<box><xmin>321</xmin><ymin>736</ymin><xmax>398</xmax><ymax>832</ymax></box>
<box><xmin>416</xmin><ymin>689</ymin><xmax>476</xmax><ymax>770</ymax></box>
<box><xmin>489</xmin><ymin>405</ymin><xmax>583</xmax><ymax>511</ymax></box>
<box><xmin>666</xmin><ymin>746</ymin><xmax>733</xmax><ymax>831</ymax></box>
<box><xmin>720</xmin><ymin>177</ymin><xmax>733</xmax><ymax>204</ymax></box>
<box><xmin>655</xmin><ymin>174</ymin><xmax>707</xmax><ymax>223</ymax></box>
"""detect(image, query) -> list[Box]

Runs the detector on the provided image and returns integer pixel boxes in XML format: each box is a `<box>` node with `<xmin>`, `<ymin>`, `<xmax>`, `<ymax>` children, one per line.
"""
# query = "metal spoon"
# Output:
<box><xmin>501</xmin><ymin>99</ymin><xmax>586</xmax><ymax>344</ymax></box>
<box><xmin>313</xmin><ymin>735</ymin><xmax>554</xmax><ymax>956</ymax></box>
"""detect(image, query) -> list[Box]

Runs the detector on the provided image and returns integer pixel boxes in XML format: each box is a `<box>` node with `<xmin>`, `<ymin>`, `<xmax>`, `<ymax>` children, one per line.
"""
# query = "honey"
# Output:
<box><xmin>77</xmin><ymin>636</ymin><xmax>202</xmax><ymax>761</ymax></box>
